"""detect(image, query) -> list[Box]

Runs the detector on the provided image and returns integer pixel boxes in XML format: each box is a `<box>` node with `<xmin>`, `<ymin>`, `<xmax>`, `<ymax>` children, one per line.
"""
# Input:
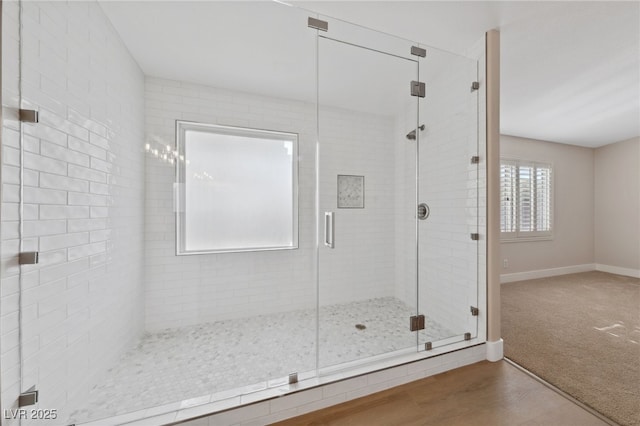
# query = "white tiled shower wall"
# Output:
<box><xmin>394</xmin><ymin>51</ymin><xmax>483</xmax><ymax>336</ymax></box>
<box><xmin>393</xmin><ymin>102</ymin><xmax>417</xmax><ymax>307</ymax></box>
<box><xmin>144</xmin><ymin>78</ymin><xmax>317</xmax><ymax>330</ymax></box>
<box><xmin>143</xmin><ymin>64</ymin><xmax>481</xmax><ymax>337</ymax></box>
<box><xmin>144</xmin><ymin>77</ymin><xmax>401</xmax><ymax>331</ymax></box>
<box><xmin>317</xmin><ymin>109</ymin><xmax>397</xmax><ymax>306</ymax></box>
<box><xmin>1</xmin><ymin>1</ymin><xmax>145</xmax><ymax>423</ymax></box>
<box><xmin>1</xmin><ymin>2</ymin><xmax>22</xmax><ymax>419</ymax></box>
<box><xmin>417</xmin><ymin>52</ymin><xmax>480</xmax><ymax>335</ymax></box>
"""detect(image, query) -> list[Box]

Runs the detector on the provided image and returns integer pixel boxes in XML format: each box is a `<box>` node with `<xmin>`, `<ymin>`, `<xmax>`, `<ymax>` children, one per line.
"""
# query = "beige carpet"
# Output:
<box><xmin>502</xmin><ymin>271</ymin><xmax>640</xmax><ymax>426</ymax></box>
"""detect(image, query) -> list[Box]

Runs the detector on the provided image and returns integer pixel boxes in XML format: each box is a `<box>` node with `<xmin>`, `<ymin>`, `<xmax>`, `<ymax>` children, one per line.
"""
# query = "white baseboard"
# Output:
<box><xmin>595</xmin><ymin>264</ymin><xmax>640</xmax><ymax>278</ymax></box>
<box><xmin>500</xmin><ymin>264</ymin><xmax>596</xmax><ymax>283</ymax></box>
<box><xmin>486</xmin><ymin>339</ymin><xmax>503</xmax><ymax>362</ymax></box>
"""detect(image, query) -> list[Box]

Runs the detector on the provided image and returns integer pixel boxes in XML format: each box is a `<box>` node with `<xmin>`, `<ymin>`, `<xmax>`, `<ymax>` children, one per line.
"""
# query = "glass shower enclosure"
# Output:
<box><xmin>316</xmin><ymin>13</ymin><xmax>480</xmax><ymax>371</ymax></box>
<box><xmin>0</xmin><ymin>2</ymin><xmax>482</xmax><ymax>424</ymax></box>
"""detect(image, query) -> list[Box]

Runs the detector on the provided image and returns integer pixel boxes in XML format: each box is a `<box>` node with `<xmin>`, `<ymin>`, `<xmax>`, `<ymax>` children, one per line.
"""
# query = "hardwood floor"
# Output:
<box><xmin>272</xmin><ymin>361</ymin><xmax>609</xmax><ymax>426</ymax></box>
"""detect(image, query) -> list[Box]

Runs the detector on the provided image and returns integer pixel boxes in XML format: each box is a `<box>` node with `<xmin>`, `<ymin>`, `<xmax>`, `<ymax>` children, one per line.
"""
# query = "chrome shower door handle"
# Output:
<box><xmin>324</xmin><ymin>212</ymin><xmax>335</xmax><ymax>248</ymax></box>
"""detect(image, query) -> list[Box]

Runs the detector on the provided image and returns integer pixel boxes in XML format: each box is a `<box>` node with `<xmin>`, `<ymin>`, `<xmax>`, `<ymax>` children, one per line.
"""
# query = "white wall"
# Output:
<box><xmin>144</xmin><ymin>77</ymin><xmax>400</xmax><ymax>331</ymax></box>
<box><xmin>500</xmin><ymin>135</ymin><xmax>640</xmax><ymax>280</ymax></box>
<box><xmin>594</xmin><ymin>137</ymin><xmax>640</xmax><ymax>275</ymax></box>
<box><xmin>1</xmin><ymin>2</ymin><xmax>145</xmax><ymax>423</ymax></box>
<box><xmin>500</xmin><ymin>135</ymin><xmax>595</xmax><ymax>277</ymax></box>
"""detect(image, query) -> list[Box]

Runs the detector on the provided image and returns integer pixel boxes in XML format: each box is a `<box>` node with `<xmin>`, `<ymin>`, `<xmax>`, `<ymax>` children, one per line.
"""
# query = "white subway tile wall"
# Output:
<box><xmin>144</xmin><ymin>77</ymin><xmax>317</xmax><ymax>330</ymax></box>
<box><xmin>418</xmin><ymin>52</ymin><xmax>481</xmax><ymax>335</ymax></box>
<box><xmin>144</xmin><ymin>78</ymin><xmax>405</xmax><ymax>331</ymax></box>
<box><xmin>393</xmin><ymin>101</ymin><xmax>418</xmax><ymax>308</ymax></box>
<box><xmin>395</xmin><ymin>51</ymin><xmax>483</xmax><ymax>336</ymax></box>
<box><xmin>1</xmin><ymin>2</ymin><xmax>23</xmax><ymax>422</ymax></box>
<box><xmin>395</xmin><ymin>53</ymin><xmax>485</xmax><ymax>337</ymax></box>
<box><xmin>1</xmin><ymin>1</ymin><xmax>145</xmax><ymax>424</ymax></box>
<box><xmin>317</xmin><ymin>109</ymin><xmax>399</xmax><ymax>306</ymax></box>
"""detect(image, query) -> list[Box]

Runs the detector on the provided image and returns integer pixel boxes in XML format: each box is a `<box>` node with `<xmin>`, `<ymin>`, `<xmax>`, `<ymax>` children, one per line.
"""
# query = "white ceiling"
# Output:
<box><xmin>294</xmin><ymin>1</ymin><xmax>640</xmax><ymax>147</ymax></box>
<box><xmin>100</xmin><ymin>1</ymin><xmax>639</xmax><ymax>147</ymax></box>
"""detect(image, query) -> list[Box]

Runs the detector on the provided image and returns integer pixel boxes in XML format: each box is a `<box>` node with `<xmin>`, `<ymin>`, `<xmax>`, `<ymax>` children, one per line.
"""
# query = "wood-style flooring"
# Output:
<box><xmin>272</xmin><ymin>360</ymin><xmax>609</xmax><ymax>426</ymax></box>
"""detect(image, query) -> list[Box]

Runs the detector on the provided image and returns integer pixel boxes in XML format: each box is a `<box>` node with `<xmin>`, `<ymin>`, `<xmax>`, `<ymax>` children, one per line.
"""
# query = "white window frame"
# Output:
<box><xmin>175</xmin><ymin>120</ymin><xmax>299</xmax><ymax>255</ymax></box>
<box><xmin>500</xmin><ymin>158</ymin><xmax>554</xmax><ymax>242</ymax></box>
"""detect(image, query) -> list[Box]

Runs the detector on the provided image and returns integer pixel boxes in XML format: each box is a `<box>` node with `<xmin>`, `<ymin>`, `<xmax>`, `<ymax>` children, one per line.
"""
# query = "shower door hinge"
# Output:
<box><xmin>19</xmin><ymin>251</ymin><xmax>39</xmax><ymax>265</ymax></box>
<box><xmin>410</xmin><ymin>314</ymin><xmax>425</xmax><ymax>331</ymax></box>
<box><xmin>470</xmin><ymin>306</ymin><xmax>479</xmax><ymax>316</ymax></box>
<box><xmin>470</xmin><ymin>233</ymin><xmax>480</xmax><ymax>241</ymax></box>
<box><xmin>410</xmin><ymin>81</ymin><xmax>425</xmax><ymax>98</ymax></box>
<box><xmin>411</xmin><ymin>46</ymin><xmax>426</xmax><ymax>58</ymax></box>
<box><xmin>308</xmin><ymin>17</ymin><xmax>328</xmax><ymax>32</ymax></box>
<box><xmin>288</xmin><ymin>372</ymin><xmax>298</xmax><ymax>384</ymax></box>
<box><xmin>471</xmin><ymin>81</ymin><xmax>480</xmax><ymax>92</ymax></box>
<box><xmin>19</xmin><ymin>109</ymin><xmax>39</xmax><ymax>123</ymax></box>
<box><xmin>19</xmin><ymin>386</ymin><xmax>38</xmax><ymax>407</ymax></box>
<box><xmin>470</xmin><ymin>156</ymin><xmax>480</xmax><ymax>164</ymax></box>
<box><xmin>464</xmin><ymin>332</ymin><xmax>471</xmax><ymax>341</ymax></box>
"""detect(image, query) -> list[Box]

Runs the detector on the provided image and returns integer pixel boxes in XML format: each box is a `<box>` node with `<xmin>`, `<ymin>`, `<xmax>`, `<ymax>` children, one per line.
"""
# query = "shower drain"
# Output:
<box><xmin>355</xmin><ymin>324</ymin><xmax>366</xmax><ymax>330</ymax></box>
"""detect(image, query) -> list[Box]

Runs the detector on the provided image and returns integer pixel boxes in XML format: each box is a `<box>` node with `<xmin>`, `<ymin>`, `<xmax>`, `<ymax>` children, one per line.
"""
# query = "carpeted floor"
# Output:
<box><xmin>502</xmin><ymin>271</ymin><xmax>640</xmax><ymax>426</ymax></box>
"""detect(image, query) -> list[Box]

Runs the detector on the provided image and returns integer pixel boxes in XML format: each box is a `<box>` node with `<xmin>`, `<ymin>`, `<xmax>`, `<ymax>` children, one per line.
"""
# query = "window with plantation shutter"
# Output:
<box><xmin>500</xmin><ymin>159</ymin><xmax>553</xmax><ymax>241</ymax></box>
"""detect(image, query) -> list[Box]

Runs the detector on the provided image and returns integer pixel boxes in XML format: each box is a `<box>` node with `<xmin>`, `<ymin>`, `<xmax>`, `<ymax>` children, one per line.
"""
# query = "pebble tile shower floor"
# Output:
<box><xmin>70</xmin><ymin>297</ymin><xmax>453</xmax><ymax>423</ymax></box>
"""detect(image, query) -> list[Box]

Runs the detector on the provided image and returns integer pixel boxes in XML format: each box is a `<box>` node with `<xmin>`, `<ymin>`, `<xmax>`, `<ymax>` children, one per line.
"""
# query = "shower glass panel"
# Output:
<box><xmin>14</xmin><ymin>1</ymin><xmax>318</xmax><ymax>424</ymax></box>
<box><xmin>316</xmin><ymin>20</ymin><xmax>420</xmax><ymax>370</ymax></box>
<box><xmin>417</xmin><ymin>48</ymin><xmax>480</xmax><ymax>350</ymax></box>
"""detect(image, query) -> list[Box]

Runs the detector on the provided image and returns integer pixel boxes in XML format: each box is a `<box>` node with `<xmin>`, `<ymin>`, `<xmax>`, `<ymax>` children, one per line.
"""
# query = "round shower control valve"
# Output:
<box><xmin>418</xmin><ymin>203</ymin><xmax>430</xmax><ymax>220</ymax></box>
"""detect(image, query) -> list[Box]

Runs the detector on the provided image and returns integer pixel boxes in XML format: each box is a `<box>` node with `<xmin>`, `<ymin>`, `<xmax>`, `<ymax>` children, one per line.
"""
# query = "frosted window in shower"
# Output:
<box><xmin>175</xmin><ymin>121</ymin><xmax>298</xmax><ymax>254</ymax></box>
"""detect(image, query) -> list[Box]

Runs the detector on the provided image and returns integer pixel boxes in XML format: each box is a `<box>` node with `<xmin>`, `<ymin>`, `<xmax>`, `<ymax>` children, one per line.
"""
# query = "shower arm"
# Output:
<box><xmin>406</xmin><ymin>124</ymin><xmax>425</xmax><ymax>140</ymax></box>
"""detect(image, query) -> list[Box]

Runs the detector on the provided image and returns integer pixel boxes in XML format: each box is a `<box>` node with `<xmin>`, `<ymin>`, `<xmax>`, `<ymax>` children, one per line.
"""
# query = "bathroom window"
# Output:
<box><xmin>175</xmin><ymin>121</ymin><xmax>298</xmax><ymax>254</ymax></box>
<box><xmin>500</xmin><ymin>159</ymin><xmax>553</xmax><ymax>241</ymax></box>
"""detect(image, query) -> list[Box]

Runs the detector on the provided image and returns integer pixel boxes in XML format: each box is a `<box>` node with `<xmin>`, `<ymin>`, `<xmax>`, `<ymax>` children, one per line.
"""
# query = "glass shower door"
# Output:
<box><xmin>417</xmin><ymin>48</ymin><xmax>480</xmax><ymax>351</ymax></box>
<box><xmin>316</xmin><ymin>21</ymin><xmax>420</xmax><ymax>371</ymax></box>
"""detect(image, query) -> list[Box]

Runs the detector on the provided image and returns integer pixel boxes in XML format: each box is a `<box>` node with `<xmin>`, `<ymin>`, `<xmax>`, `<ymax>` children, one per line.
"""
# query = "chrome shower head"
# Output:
<box><xmin>406</xmin><ymin>124</ymin><xmax>425</xmax><ymax>140</ymax></box>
